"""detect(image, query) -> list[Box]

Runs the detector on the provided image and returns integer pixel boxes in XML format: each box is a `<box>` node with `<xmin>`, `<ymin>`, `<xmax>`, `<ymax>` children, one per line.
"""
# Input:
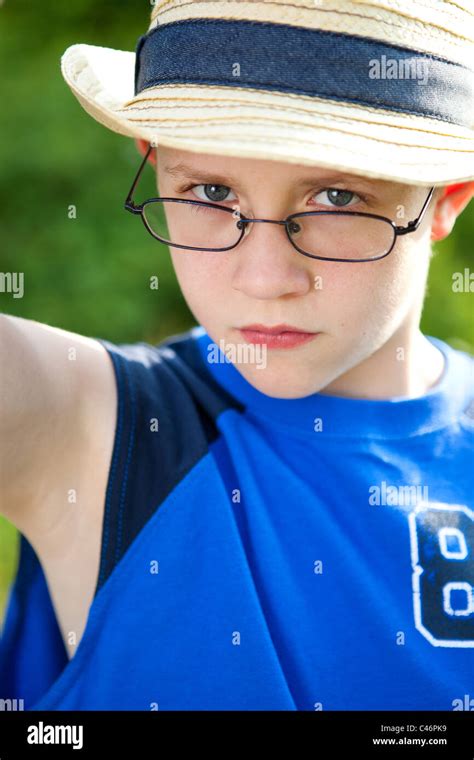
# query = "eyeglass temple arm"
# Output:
<box><xmin>395</xmin><ymin>186</ymin><xmax>436</xmax><ymax>235</ymax></box>
<box><xmin>125</xmin><ymin>143</ymin><xmax>155</xmax><ymax>213</ymax></box>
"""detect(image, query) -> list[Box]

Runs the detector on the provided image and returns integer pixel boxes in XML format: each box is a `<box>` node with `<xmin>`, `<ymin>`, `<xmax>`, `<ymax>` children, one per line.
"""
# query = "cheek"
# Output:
<box><xmin>169</xmin><ymin>250</ymin><xmax>231</xmax><ymax>314</ymax></box>
<box><xmin>317</xmin><ymin>243</ymin><xmax>422</xmax><ymax>331</ymax></box>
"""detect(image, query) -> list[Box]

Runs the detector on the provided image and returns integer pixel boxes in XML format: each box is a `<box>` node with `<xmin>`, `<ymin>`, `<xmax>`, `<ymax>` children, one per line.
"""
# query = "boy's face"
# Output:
<box><xmin>154</xmin><ymin>145</ymin><xmax>442</xmax><ymax>398</ymax></box>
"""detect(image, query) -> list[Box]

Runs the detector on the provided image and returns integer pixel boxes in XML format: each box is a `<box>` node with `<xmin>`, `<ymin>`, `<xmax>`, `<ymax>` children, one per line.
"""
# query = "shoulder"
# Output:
<box><xmin>457</xmin><ymin>347</ymin><xmax>474</xmax><ymax>425</ymax></box>
<box><xmin>92</xmin><ymin>327</ymin><xmax>243</xmax><ymax>592</ymax></box>
<box><xmin>433</xmin><ymin>337</ymin><xmax>474</xmax><ymax>424</ymax></box>
<box><xmin>96</xmin><ymin>327</ymin><xmax>243</xmax><ymax>447</ymax></box>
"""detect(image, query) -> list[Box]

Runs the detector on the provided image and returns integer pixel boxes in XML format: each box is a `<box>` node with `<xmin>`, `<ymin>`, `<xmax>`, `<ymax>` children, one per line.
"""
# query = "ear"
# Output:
<box><xmin>430</xmin><ymin>182</ymin><xmax>474</xmax><ymax>241</ymax></box>
<box><xmin>134</xmin><ymin>138</ymin><xmax>157</xmax><ymax>168</ymax></box>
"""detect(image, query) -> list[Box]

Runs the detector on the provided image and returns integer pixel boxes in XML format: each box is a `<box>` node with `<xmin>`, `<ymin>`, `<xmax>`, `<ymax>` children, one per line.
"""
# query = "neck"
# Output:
<box><xmin>321</xmin><ymin>327</ymin><xmax>446</xmax><ymax>401</ymax></box>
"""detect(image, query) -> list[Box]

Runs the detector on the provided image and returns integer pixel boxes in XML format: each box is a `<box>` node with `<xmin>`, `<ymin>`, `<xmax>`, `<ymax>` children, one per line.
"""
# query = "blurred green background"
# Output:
<box><xmin>0</xmin><ymin>0</ymin><xmax>473</xmax><ymax>623</ymax></box>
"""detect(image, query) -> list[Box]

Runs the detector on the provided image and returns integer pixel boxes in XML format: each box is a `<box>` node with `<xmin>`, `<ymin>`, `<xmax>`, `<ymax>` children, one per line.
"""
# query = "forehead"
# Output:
<box><xmin>155</xmin><ymin>144</ymin><xmax>396</xmax><ymax>192</ymax></box>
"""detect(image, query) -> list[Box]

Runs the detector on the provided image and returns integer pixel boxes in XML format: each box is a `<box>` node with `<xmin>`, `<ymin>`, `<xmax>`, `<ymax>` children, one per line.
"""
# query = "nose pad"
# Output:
<box><xmin>235</xmin><ymin>217</ymin><xmax>253</xmax><ymax>236</ymax></box>
<box><xmin>288</xmin><ymin>220</ymin><xmax>302</xmax><ymax>235</ymax></box>
<box><xmin>235</xmin><ymin>219</ymin><xmax>249</xmax><ymax>232</ymax></box>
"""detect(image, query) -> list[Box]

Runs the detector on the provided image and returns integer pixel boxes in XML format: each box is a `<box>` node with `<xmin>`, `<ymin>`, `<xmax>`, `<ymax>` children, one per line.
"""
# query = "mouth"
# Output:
<box><xmin>237</xmin><ymin>323</ymin><xmax>320</xmax><ymax>349</ymax></box>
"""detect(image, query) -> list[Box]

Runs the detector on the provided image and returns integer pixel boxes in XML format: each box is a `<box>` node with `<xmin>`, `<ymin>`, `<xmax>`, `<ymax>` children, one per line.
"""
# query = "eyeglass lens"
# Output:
<box><xmin>142</xmin><ymin>200</ymin><xmax>396</xmax><ymax>260</ymax></box>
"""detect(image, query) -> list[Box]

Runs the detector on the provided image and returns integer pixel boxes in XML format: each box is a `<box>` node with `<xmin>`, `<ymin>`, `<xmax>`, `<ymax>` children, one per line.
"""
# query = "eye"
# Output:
<box><xmin>313</xmin><ymin>188</ymin><xmax>362</xmax><ymax>208</ymax></box>
<box><xmin>189</xmin><ymin>183</ymin><xmax>238</xmax><ymax>204</ymax></box>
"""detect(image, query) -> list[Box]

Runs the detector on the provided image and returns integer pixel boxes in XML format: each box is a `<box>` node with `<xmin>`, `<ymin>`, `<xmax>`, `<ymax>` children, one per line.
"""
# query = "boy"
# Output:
<box><xmin>0</xmin><ymin>0</ymin><xmax>473</xmax><ymax>710</ymax></box>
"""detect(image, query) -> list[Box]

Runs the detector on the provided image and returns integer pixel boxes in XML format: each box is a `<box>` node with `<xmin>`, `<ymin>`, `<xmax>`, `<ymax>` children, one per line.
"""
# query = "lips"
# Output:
<box><xmin>237</xmin><ymin>324</ymin><xmax>319</xmax><ymax>349</ymax></box>
<box><xmin>241</xmin><ymin>323</ymin><xmax>315</xmax><ymax>334</ymax></box>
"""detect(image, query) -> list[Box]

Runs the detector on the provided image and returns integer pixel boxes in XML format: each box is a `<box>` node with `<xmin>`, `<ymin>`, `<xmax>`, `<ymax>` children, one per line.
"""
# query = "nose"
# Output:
<box><xmin>231</xmin><ymin>216</ymin><xmax>314</xmax><ymax>300</ymax></box>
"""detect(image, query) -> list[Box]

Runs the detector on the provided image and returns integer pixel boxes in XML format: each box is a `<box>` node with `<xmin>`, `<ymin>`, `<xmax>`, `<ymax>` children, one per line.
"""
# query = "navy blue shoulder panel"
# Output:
<box><xmin>94</xmin><ymin>328</ymin><xmax>244</xmax><ymax>596</ymax></box>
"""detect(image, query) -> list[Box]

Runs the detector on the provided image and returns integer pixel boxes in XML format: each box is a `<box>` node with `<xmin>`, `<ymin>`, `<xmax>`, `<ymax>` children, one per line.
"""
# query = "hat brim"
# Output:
<box><xmin>61</xmin><ymin>43</ymin><xmax>474</xmax><ymax>187</ymax></box>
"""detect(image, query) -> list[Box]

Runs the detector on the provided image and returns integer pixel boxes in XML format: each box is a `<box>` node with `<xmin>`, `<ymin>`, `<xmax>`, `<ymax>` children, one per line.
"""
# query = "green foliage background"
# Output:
<box><xmin>0</xmin><ymin>0</ymin><xmax>473</xmax><ymax>621</ymax></box>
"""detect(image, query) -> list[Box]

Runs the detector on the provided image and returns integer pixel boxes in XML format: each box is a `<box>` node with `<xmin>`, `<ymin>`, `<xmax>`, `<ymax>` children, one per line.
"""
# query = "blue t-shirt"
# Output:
<box><xmin>1</xmin><ymin>326</ymin><xmax>473</xmax><ymax>710</ymax></box>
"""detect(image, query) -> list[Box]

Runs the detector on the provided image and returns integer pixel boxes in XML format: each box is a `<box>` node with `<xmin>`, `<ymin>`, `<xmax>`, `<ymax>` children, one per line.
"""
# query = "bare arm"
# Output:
<box><xmin>0</xmin><ymin>313</ymin><xmax>116</xmax><ymax>543</ymax></box>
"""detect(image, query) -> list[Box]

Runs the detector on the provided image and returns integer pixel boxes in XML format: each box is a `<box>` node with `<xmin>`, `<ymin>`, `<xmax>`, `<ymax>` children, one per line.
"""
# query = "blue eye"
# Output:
<box><xmin>314</xmin><ymin>189</ymin><xmax>361</xmax><ymax>207</ymax></box>
<box><xmin>191</xmin><ymin>184</ymin><xmax>238</xmax><ymax>203</ymax></box>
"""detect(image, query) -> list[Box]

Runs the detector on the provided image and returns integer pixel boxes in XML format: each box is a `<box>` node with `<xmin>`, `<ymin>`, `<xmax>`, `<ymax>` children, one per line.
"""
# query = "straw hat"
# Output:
<box><xmin>61</xmin><ymin>0</ymin><xmax>474</xmax><ymax>186</ymax></box>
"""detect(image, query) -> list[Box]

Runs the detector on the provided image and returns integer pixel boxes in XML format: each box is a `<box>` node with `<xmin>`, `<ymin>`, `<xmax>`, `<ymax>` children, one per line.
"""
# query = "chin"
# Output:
<box><xmin>239</xmin><ymin>365</ymin><xmax>328</xmax><ymax>399</ymax></box>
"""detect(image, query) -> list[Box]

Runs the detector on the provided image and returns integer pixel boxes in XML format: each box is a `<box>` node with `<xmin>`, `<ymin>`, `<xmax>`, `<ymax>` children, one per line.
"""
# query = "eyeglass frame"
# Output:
<box><xmin>125</xmin><ymin>143</ymin><xmax>436</xmax><ymax>263</ymax></box>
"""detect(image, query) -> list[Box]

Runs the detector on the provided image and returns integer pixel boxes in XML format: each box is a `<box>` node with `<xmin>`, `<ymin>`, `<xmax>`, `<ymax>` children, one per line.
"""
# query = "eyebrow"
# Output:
<box><xmin>163</xmin><ymin>163</ymin><xmax>248</xmax><ymax>186</ymax></box>
<box><xmin>162</xmin><ymin>162</ymin><xmax>378</xmax><ymax>190</ymax></box>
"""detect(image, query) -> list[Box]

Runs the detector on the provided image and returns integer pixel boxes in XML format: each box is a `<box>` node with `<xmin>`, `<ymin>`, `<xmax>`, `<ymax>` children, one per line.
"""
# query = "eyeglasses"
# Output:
<box><xmin>125</xmin><ymin>144</ymin><xmax>436</xmax><ymax>263</ymax></box>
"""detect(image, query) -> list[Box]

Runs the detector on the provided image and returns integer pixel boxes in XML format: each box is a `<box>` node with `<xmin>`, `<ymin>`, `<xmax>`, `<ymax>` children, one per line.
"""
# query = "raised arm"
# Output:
<box><xmin>0</xmin><ymin>313</ymin><xmax>116</xmax><ymax>543</ymax></box>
